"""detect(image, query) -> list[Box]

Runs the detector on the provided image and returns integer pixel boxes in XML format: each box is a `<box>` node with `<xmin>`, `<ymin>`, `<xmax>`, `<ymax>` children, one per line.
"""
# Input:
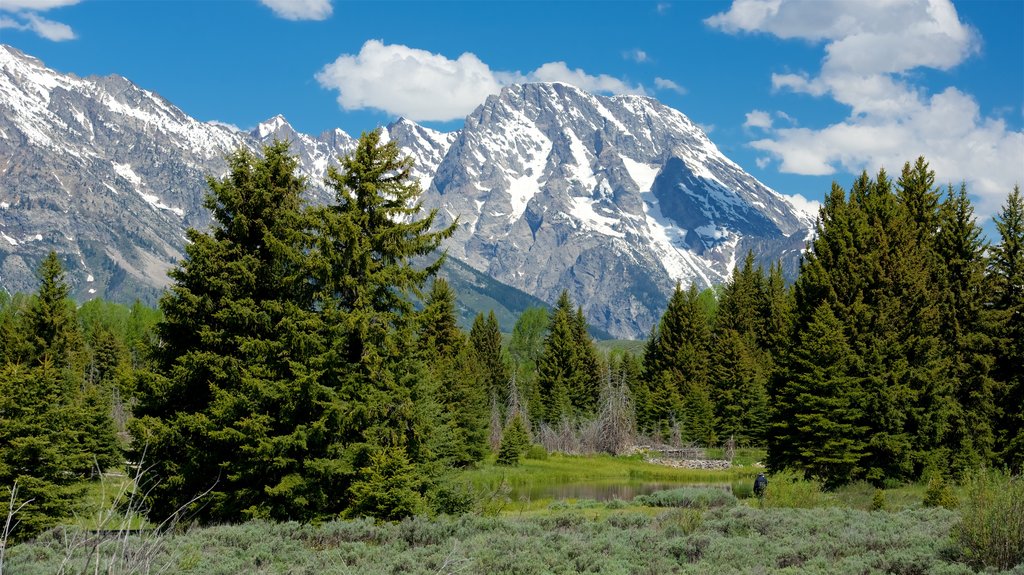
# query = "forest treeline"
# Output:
<box><xmin>1</xmin><ymin>134</ymin><xmax>1021</xmax><ymax>538</ymax></box>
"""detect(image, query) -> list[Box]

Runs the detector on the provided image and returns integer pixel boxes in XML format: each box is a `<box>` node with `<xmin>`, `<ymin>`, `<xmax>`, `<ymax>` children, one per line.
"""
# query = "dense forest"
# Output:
<box><xmin>1</xmin><ymin>133</ymin><xmax>1021</xmax><ymax>539</ymax></box>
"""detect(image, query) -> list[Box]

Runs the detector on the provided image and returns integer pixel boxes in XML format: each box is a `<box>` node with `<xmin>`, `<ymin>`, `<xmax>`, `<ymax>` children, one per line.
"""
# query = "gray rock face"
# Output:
<box><xmin>419</xmin><ymin>83</ymin><xmax>813</xmax><ymax>337</ymax></box>
<box><xmin>0</xmin><ymin>44</ymin><xmax>814</xmax><ymax>338</ymax></box>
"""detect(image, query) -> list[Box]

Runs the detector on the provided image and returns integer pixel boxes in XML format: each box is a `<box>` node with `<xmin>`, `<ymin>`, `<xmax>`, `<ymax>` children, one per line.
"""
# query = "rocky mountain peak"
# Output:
<box><xmin>1</xmin><ymin>50</ymin><xmax>813</xmax><ymax>338</ymax></box>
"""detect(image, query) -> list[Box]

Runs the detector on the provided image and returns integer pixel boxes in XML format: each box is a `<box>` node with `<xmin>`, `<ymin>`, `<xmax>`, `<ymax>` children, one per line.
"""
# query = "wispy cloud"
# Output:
<box><xmin>743</xmin><ymin>109</ymin><xmax>772</xmax><ymax>130</ymax></box>
<box><xmin>623</xmin><ymin>49</ymin><xmax>648</xmax><ymax>63</ymax></box>
<box><xmin>654</xmin><ymin>77</ymin><xmax>686</xmax><ymax>95</ymax></box>
<box><xmin>708</xmin><ymin>0</ymin><xmax>1022</xmax><ymax>215</ymax></box>
<box><xmin>259</xmin><ymin>0</ymin><xmax>332</xmax><ymax>21</ymax></box>
<box><xmin>316</xmin><ymin>40</ymin><xmax>646</xmax><ymax>122</ymax></box>
<box><xmin>0</xmin><ymin>0</ymin><xmax>79</xmax><ymax>41</ymax></box>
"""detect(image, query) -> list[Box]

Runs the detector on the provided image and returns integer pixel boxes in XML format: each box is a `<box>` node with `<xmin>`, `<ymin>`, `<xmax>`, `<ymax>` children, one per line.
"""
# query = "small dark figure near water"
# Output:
<box><xmin>753</xmin><ymin>472</ymin><xmax>768</xmax><ymax>499</ymax></box>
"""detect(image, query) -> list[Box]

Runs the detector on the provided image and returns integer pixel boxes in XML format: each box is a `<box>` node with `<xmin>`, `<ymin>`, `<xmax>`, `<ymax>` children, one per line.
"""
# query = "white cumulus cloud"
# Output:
<box><xmin>0</xmin><ymin>0</ymin><xmax>79</xmax><ymax>41</ymax></box>
<box><xmin>654</xmin><ymin>77</ymin><xmax>686</xmax><ymax>95</ymax></box>
<box><xmin>259</xmin><ymin>0</ymin><xmax>332</xmax><ymax>21</ymax></box>
<box><xmin>707</xmin><ymin>0</ymin><xmax>1021</xmax><ymax>216</ymax></box>
<box><xmin>744</xmin><ymin>109</ymin><xmax>773</xmax><ymax>130</ymax></box>
<box><xmin>317</xmin><ymin>40</ymin><xmax>645</xmax><ymax>122</ymax></box>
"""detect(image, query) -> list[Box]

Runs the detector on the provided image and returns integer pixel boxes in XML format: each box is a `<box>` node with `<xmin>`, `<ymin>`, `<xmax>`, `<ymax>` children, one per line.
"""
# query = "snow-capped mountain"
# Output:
<box><xmin>0</xmin><ymin>44</ymin><xmax>441</xmax><ymax>303</ymax></box>
<box><xmin>0</xmin><ymin>44</ymin><xmax>814</xmax><ymax>338</ymax></box>
<box><xmin>420</xmin><ymin>83</ymin><xmax>813</xmax><ymax>336</ymax></box>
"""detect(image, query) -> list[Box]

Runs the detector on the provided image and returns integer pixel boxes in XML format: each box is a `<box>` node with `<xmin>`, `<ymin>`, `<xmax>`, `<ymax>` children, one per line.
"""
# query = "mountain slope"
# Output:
<box><xmin>420</xmin><ymin>83</ymin><xmax>813</xmax><ymax>337</ymax></box>
<box><xmin>0</xmin><ymin>44</ymin><xmax>814</xmax><ymax>338</ymax></box>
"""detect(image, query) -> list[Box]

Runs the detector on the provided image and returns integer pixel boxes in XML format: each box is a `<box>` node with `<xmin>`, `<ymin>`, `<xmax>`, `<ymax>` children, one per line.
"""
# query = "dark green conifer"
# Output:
<box><xmin>990</xmin><ymin>186</ymin><xmax>1024</xmax><ymax>471</ymax></box>
<box><xmin>935</xmin><ymin>184</ymin><xmax>996</xmax><ymax>473</ymax></box>
<box><xmin>537</xmin><ymin>291</ymin><xmax>599</xmax><ymax>421</ymax></box>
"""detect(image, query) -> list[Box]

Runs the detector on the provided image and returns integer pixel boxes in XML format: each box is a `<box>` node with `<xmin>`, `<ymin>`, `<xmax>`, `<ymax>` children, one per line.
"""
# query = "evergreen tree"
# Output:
<box><xmin>0</xmin><ymin>361</ymin><xmax>84</xmax><ymax>540</ymax></box>
<box><xmin>132</xmin><ymin>141</ymin><xmax>317</xmax><ymax>522</ymax></box>
<box><xmin>468</xmin><ymin>310</ymin><xmax>510</xmax><ymax>408</ymax></box>
<box><xmin>642</xmin><ymin>283</ymin><xmax>715</xmax><ymax>443</ymax></box>
<box><xmin>0</xmin><ymin>257</ymin><xmax>119</xmax><ymax>539</ymax></box>
<box><xmin>935</xmin><ymin>184</ymin><xmax>996</xmax><ymax>473</ymax></box>
<box><xmin>990</xmin><ymin>186</ymin><xmax>1024</xmax><ymax>471</ymax></box>
<box><xmin>133</xmin><ymin>134</ymin><xmax>454</xmax><ymax>523</ymax></box>
<box><xmin>24</xmin><ymin>252</ymin><xmax>81</xmax><ymax>369</ymax></box>
<box><xmin>496</xmin><ymin>413</ymin><xmax>530</xmax><ymax>466</ymax></box>
<box><xmin>768</xmin><ymin>302</ymin><xmax>867</xmax><ymax>487</ymax></box>
<box><xmin>779</xmin><ymin>165</ymin><xmax>950</xmax><ymax>486</ymax></box>
<box><xmin>536</xmin><ymin>291</ymin><xmax>599</xmax><ymax>422</ymax></box>
<box><xmin>710</xmin><ymin>252</ymin><xmax>771</xmax><ymax>444</ymax></box>
<box><xmin>417</xmin><ymin>278</ymin><xmax>463</xmax><ymax>362</ymax></box>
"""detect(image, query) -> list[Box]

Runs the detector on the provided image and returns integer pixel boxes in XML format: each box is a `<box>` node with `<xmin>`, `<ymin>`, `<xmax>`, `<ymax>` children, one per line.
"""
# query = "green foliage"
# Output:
<box><xmin>536</xmin><ymin>291</ymin><xmax>600</xmax><ymax>422</ymax></box>
<box><xmin>952</xmin><ymin>469</ymin><xmax>1024</xmax><ymax>571</ymax></box>
<box><xmin>468</xmin><ymin>310</ymin><xmax>509</xmax><ymax>407</ymax></box>
<box><xmin>524</xmin><ymin>444</ymin><xmax>548</xmax><ymax>460</ymax></box>
<box><xmin>348</xmin><ymin>447</ymin><xmax>424</xmax><ymax>521</ymax></box>
<box><xmin>760</xmin><ymin>471</ymin><xmax>833</xmax><ymax>509</ymax></box>
<box><xmin>870</xmin><ymin>489</ymin><xmax>887</xmax><ymax>511</ymax></box>
<box><xmin>496</xmin><ymin>414</ymin><xmax>530</xmax><ymax>466</ymax></box>
<box><xmin>633</xmin><ymin>487</ymin><xmax>737</xmax><ymax>508</ymax></box>
<box><xmin>0</xmin><ymin>254</ymin><xmax>120</xmax><ymax>540</ymax></box>
<box><xmin>991</xmin><ymin>186</ymin><xmax>1024</xmax><ymax>472</ymax></box>
<box><xmin>642</xmin><ymin>283</ymin><xmax>716</xmax><ymax>443</ymax></box>
<box><xmin>923</xmin><ymin>474</ymin><xmax>958</xmax><ymax>509</ymax></box>
<box><xmin>132</xmin><ymin>135</ymin><xmax>454</xmax><ymax>524</ymax></box>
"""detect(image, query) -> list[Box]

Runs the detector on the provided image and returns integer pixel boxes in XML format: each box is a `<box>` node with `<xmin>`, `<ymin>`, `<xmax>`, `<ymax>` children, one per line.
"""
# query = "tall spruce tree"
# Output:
<box><xmin>710</xmin><ymin>252</ymin><xmax>770</xmax><ymax>444</ymax></box>
<box><xmin>469</xmin><ymin>311</ymin><xmax>510</xmax><ymax>408</ymax></box>
<box><xmin>536</xmin><ymin>291</ymin><xmax>600</xmax><ymax>422</ymax></box>
<box><xmin>768</xmin><ymin>302</ymin><xmax>867</xmax><ymax>487</ymax></box>
<box><xmin>1</xmin><ymin>255</ymin><xmax>119</xmax><ymax>539</ymax></box>
<box><xmin>935</xmin><ymin>184</ymin><xmax>996</xmax><ymax>473</ymax></box>
<box><xmin>990</xmin><ymin>186</ymin><xmax>1024</xmax><ymax>471</ymax></box>
<box><xmin>134</xmin><ymin>135</ymin><xmax>454</xmax><ymax>523</ymax></box>
<box><xmin>132</xmin><ymin>142</ymin><xmax>319</xmax><ymax>521</ymax></box>
<box><xmin>778</xmin><ymin>165</ymin><xmax>950</xmax><ymax>486</ymax></box>
<box><xmin>642</xmin><ymin>283</ymin><xmax>715</xmax><ymax>443</ymax></box>
<box><xmin>417</xmin><ymin>278</ymin><xmax>463</xmax><ymax>362</ymax></box>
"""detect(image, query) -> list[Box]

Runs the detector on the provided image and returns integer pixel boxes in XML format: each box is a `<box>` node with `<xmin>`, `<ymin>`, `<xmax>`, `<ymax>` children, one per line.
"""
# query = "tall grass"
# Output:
<box><xmin>953</xmin><ymin>469</ymin><xmax>1024</xmax><ymax>571</ymax></box>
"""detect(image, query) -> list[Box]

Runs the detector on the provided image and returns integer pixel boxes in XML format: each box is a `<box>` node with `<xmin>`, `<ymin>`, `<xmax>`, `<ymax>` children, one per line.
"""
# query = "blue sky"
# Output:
<box><xmin>1</xmin><ymin>0</ymin><xmax>1021</xmax><ymax>219</ymax></box>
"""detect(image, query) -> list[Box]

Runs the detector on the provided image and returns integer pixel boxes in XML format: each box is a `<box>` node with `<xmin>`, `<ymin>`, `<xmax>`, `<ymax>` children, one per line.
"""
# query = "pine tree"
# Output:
<box><xmin>768</xmin><ymin>302</ymin><xmax>867</xmax><ymax>487</ymax></box>
<box><xmin>133</xmin><ymin>135</ymin><xmax>455</xmax><ymax>523</ymax></box>
<box><xmin>24</xmin><ymin>252</ymin><xmax>81</xmax><ymax>369</ymax></box>
<box><xmin>643</xmin><ymin>283</ymin><xmax>715</xmax><ymax>443</ymax></box>
<box><xmin>469</xmin><ymin>310</ymin><xmax>510</xmax><ymax>409</ymax></box>
<box><xmin>990</xmin><ymin>186</ymin><xmax>1024</xmax><ymax>471</ymax></box>
<box><xmin>496</xmin><ymin>413</ymin><xmax>530</xmax><ymax>466</ymax></box>
<box><xmin>417</xmin><ymin>278</ymin><xmax>464</xmax><ymax>362</ymax></box>
<box><xmin>536</xmin><ymin>291</ymin><xmax>600</xmax><ymax>422</ymax></box>
<box><xmin>935</xmin><ymin>184</ymin><xmax>996</xmax><ymax>473</ymax></box>
<box><xmin>710</xmin><ymin>252</ymin><xmax>771</xmax><ymax>444</ymax></box>
<box><xmin>779</xmin><ymin>165</ymin><xmax>950</xmax><ymax>486</ymax></box>
<box><xmin>132</xmin><ymin>141</ymin><xmax>317</xmax><ymax>522</ymax></box>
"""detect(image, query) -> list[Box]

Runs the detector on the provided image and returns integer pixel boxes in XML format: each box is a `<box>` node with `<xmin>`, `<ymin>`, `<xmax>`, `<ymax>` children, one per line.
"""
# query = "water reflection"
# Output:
<box><xmin>511</xmin><ymin>481</ymin><xmax>734</xmax><ymax>502</ymax></box>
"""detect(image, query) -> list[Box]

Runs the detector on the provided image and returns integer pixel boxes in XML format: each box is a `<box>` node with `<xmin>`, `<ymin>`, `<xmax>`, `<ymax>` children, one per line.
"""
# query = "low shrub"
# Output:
<box><xmin>952</xmin><ymin>469</ymin><xmax>1024</xmax><ymax>571</ymax></box>
<box><xmin>871</xmin><ymin>489</ymin><xmax>887</xmax><ymax>511</ymax></box>
<box><xmin>524</xmin><ymin>445</ymin><xmax>548</xmax><ymax>460</ymax></box>
<box><xmin>923</xmin><ymin>474</ymin><xmax>958</xmax><ymax>510</ymax></box>
<box><xmin>759</xmin><ymin>471</ymin><xmax>833</xmax><ymax>509</ymax></box>
<box><xmin>634</xmin><ymin>487</ymin><xmax>737</xmax><ymax>509</ymax></box>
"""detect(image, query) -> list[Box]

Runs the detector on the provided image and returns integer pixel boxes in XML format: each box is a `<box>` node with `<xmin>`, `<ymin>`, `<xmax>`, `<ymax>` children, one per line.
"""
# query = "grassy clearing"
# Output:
<box><xmin>462</xmin><ymin>452</ymin><xmax>755</xmax><ymax>491</ymax></box>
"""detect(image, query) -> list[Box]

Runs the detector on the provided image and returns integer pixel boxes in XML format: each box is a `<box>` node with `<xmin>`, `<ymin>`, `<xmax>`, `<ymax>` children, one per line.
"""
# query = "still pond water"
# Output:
<box><xmin>510</xmin><ymin>480</ymin><xmax>739</xmax><ymax>502</ymax></box>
